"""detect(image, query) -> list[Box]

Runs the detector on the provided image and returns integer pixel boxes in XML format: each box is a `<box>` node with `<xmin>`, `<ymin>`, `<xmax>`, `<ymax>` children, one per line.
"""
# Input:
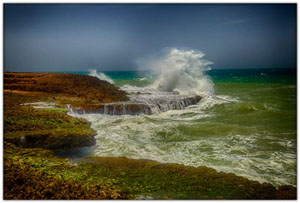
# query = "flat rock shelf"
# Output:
<box><xmin>69</xmin><ymin>91</ymin><xmax>202</xmax><ymax>115</ymax></box>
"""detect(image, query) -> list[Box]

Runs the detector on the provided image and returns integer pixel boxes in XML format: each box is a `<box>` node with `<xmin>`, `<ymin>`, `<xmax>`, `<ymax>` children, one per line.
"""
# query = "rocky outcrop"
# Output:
<box><xmin>4</xmin><ymin>142</ymin><xmax>297</xmax><ymax>200</ymax></box>
<box><xmin>69</xmin><ymin>95</ymin><xmax>202</xmax><ymax>115</ymax></box>
<box><xmin>5</xmin><ymin>131</ymin><xmax>96</xmax><ymax>150</ymax></box>
<box><xmin>4</xmin><ymin>72</ymin><xmax>128</xmax><ymax>103</ymax></box>
<box><xmin>4</xmin><ymin>72</ymin><xmax>121</xmax><ymax>150</ymax></box>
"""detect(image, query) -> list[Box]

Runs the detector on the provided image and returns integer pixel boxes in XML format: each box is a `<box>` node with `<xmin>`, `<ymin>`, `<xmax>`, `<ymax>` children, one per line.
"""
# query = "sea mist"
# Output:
<box><xmin>137</xmin><ymin>48</ymin><xmax>214</xmax><ymax>95</ymax></box>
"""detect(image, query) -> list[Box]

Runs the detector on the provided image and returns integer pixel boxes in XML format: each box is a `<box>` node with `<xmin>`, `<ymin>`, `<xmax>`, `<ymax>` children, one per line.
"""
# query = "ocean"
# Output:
<box><xmin>56</xmin><ymin>45</ymin><xmax>296</xmax><ymax>189</ymax></box>
<box><xmin>64</xmin><ymin>67</ymin><xmax>296</xmax><ymax>188</ymax></box>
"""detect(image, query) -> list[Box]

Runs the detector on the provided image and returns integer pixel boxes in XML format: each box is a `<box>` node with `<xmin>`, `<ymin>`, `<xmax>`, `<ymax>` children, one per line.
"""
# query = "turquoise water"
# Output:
<box><xmin>71</xmin><ymin>68</ymin><xmax>296</xmax><ymax>187</ymax></box>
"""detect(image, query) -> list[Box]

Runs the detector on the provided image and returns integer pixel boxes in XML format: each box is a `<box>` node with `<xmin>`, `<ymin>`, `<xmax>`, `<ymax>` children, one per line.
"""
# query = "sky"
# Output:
<box><xmin>4</xmin><ymin>4</ymin><xmax>297</xmax><ymax>72</ymax></box>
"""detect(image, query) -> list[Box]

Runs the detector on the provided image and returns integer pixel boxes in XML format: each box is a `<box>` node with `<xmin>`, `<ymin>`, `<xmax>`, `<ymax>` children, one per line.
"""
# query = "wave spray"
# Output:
<box><xmin>138</xmin><ymin>48</ymin><xmax>214</xmax><ymax>95</ymax></box>
<box><xmin>88</xmin><ymin>69</ymin><xmax>114</xmax><ymax>84</ymax></box>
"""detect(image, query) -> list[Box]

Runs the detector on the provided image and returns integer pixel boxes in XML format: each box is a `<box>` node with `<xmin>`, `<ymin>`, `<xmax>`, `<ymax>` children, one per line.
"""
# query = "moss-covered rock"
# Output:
<box><xmin>4</xmin><ymin>92</ymin><xmax>96</xmax><ymax>149</ymax></box>
<box><xmin>4</xmin><ymin>72</ymin><xmax>128</xmax><ymax>103</ymax></box>
<box><xmin>4</xmin><ymin>142</ymin><xmax>296</xmax><ymax>200</ymax></box>
<box><xmin>3</xmin><ymin>72</ymin><xmax>129</xmax><ymax>149</ymax></box>
<box><xmin>4</xmin><ymin>143</ymin><xmax>128</xmax><ymax>200</ymax></box>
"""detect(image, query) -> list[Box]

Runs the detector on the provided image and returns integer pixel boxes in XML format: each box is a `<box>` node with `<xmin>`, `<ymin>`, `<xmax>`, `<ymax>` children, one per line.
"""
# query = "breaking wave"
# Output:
<box><xmin>88</xmin><ymin>69</ymin><xmax>114</xmax><ymax>84</ymax></box>
<box><xmin>137</xmin><ymin>48</ymin><xmax>214</xmax><ymax>95</ymax></box>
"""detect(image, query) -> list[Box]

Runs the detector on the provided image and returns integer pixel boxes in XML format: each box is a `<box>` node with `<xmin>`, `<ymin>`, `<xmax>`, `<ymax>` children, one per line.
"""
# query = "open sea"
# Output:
<box><xmin>63</xmin><ymin>67</ymin><xmax>296</xmax><ymax>188</ymax></box>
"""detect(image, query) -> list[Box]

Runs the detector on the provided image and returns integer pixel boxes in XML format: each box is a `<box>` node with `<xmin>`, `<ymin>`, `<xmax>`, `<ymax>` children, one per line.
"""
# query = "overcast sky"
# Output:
<box><xmin>4</xmin><ymin>4</ymin><xmax>296</xmax><ymax>72</ymax></box>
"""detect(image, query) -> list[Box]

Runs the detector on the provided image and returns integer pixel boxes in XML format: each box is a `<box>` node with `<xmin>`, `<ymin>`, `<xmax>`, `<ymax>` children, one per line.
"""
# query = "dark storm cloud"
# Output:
<box><xmin>4</xmin><ymin>4</ymin><xmax>296</xmax><ymax>72</ymax></box>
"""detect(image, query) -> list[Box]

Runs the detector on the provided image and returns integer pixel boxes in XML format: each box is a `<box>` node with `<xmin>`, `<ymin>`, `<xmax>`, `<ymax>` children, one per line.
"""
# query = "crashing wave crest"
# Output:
<box><xmin>88</xmin><ymin>69</ymin><xmax>114</xmax><ymax>84</ymax></box>
<box><xmin>137</xmin><ymin>48</ymin><xmax>214</xmax><ymax>95</ymax></box>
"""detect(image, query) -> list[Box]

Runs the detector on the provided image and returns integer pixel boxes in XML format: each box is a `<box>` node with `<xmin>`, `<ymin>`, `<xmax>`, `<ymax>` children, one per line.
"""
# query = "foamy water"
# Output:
<box><xmin>68</xmin><ymin>49</ymin><xmax>296</xmax><ymax>188</ymax></box>
<box><xmin>70</xmin><ymin>91</ymin><xmax>295</xmax><ymax>187</ymax></box>
<box><xmin>70</xmin><ymin>94</ymin><xmax>237</xmax><ymax>162</ymax></box>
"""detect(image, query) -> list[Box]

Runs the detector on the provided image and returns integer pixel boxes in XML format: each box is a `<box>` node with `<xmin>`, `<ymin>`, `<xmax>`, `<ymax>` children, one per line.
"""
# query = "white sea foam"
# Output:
<box><xmin>71</xmin><ymin>110</ymin><xmax>296</xmax><ymax>187</ymax></box>
<box><xmin>193</xmin><ymin>93</ymin><xmax>239</xmax><ymax>110</ymax></box>
<box><xmin>66</xmin><ymin>48</ymin><xmax>296</xmax><ymax>188</ymax></box>
<box><xmin>138</xmin><ymin>77</ymin><xmax>147</xmax><ymax>81</ymax></box>
<box><xmin>88</xmin><ymin>69</ymin><xmax>114</xmax><ymax>84</ymax></box>
<box><xmin>69</xmin><ymin>88</ymin><xmax>295</xmax><ymax>187</ymax></box>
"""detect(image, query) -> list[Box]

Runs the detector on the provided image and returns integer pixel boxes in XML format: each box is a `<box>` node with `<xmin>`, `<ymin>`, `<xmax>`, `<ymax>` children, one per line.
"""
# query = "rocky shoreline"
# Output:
<box><xmin>69</xmin><ymin>95</ymin><xmax>202</xmax><ymax>115</ymax></box>
<box><xmin>3</xmin><ymin>72</ymin><xmax>297</xmax><ymax>199</ymax></box>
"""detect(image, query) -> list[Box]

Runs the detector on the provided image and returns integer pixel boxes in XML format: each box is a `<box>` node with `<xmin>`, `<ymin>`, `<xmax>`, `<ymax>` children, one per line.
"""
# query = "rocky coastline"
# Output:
<box><xmin>3</xmin><ymin>72</ymin><xmax>296</xmax><ymax>200</ymax></box>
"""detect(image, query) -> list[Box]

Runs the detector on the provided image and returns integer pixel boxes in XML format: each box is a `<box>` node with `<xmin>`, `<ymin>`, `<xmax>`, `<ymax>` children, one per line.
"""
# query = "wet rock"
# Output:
<box><xmin>69</xmin><ymin>95</ymin><xmax>202</xmax><ymax>115</ymax></box>
<box><xmin>6</xmin><ymin>132</ymin><xmax>96</xmax><ymax>150</ymax></box>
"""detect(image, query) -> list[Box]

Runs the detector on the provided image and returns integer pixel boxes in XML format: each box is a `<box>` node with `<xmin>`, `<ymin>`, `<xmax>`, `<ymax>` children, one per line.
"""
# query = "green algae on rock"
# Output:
<box><xmin>4</xmin><ymin>72</ymin><xmax>130</xmax><ymax>149</ymax></box>
<box><xmin>4</xmin><ymin>92</ymin><xmax>96</xmax><ymax>149</ymax></box>
<box><xmin>4</xmin><ymin>143</ymin><xmax>128</xmax><ymax>200</ymax></box>
<box><xmin>4</xmin><ymin>142</ymin><xmax>296</xmax><ymax>200</ymax></box>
